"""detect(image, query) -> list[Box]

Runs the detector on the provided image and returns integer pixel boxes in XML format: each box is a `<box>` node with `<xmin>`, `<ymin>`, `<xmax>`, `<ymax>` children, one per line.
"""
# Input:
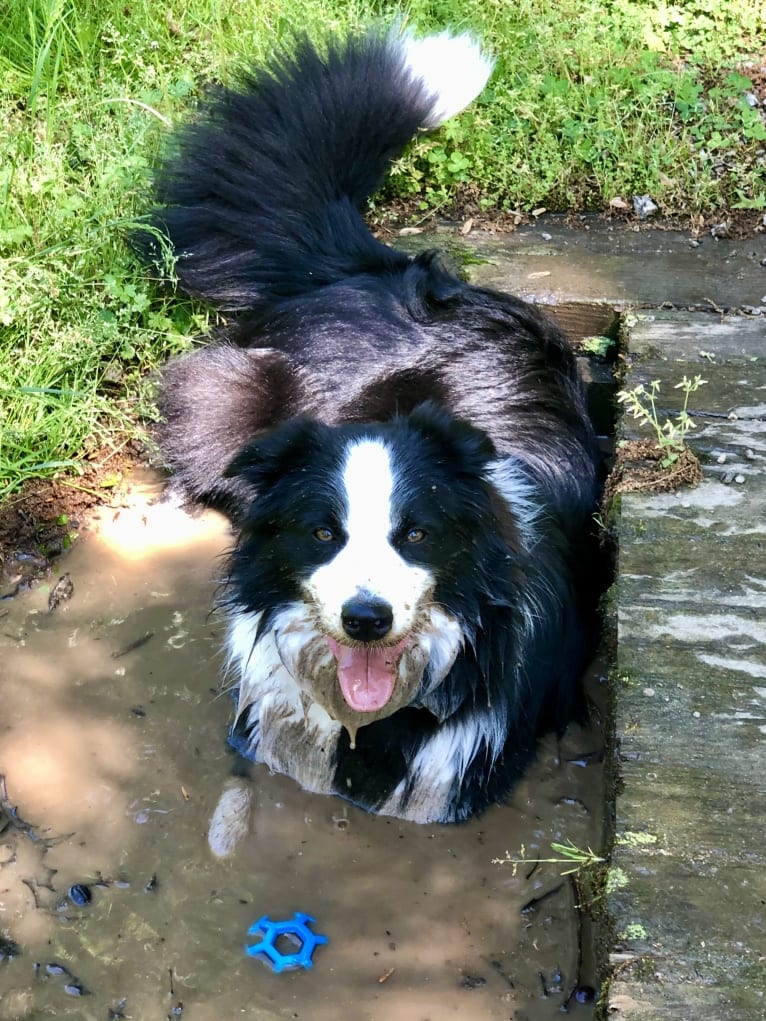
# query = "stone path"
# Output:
<box><xmin>608</xmin><ymin>311</ymin><xmax>766</xmax><ymax>1020</ymax></box>
<box><xmin>457</xmin><ymin>223</ymin><xmax>766</xmax><ymax>1020</ymax></box>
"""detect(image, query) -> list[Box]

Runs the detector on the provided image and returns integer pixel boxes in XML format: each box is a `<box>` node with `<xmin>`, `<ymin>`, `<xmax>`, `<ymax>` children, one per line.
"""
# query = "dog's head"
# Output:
<box><xmin>224</xmin><ymin>403</ymin><xmax>519</xmax><ymax>741</ymax></box>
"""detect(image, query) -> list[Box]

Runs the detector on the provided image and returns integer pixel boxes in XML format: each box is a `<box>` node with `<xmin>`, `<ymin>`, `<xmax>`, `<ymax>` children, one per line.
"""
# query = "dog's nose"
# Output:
<box><xmin>341</xmin><ymin>595</ymin><xmax>394</xmax><ymax>642</ymax></box>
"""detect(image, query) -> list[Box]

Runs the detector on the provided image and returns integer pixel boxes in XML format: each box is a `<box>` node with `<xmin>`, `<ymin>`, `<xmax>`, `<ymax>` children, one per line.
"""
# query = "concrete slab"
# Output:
<box><xmin>606</xmin><ymin>312</ymin><xmax>766</xmax><ymax>1020</ymax></box>
<box><xmin>408</xmin><ymin>218</ymin><xmax>766</xmax><ymax>314</ymax></box>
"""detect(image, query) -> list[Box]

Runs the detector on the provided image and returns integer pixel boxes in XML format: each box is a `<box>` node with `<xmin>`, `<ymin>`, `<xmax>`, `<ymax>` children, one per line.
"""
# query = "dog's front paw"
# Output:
<box><xmin>207</xmin><ymin>778</ymin><xmax>254</xmax><ymax>858</ymax></box>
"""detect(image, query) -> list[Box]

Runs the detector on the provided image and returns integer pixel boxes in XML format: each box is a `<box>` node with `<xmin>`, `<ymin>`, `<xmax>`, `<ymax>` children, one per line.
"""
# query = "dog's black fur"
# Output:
<box><xmin>139</xmin><ymin>30</ymin><xmax>601</xmax><ymax>823</ymax></box>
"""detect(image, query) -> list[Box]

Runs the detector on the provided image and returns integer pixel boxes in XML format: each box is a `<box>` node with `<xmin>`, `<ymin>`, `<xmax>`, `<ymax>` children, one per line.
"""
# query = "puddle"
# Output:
<box><xmin>0</xmin><ymin>477</ymin><xmax>605</xmax><ymax>1020</ymax></box>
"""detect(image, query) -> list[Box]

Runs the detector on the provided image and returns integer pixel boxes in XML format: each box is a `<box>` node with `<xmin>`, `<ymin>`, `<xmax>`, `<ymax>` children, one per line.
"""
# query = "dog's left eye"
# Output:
<box><xmin>313</xmin><ymin>527</ymin><xmax>335</xmax><ymax>542</ymax></box>
<box><xmin>405</xmin><ymin>527</ymin><xmax>426</xmax><ymax>543</ymax></box>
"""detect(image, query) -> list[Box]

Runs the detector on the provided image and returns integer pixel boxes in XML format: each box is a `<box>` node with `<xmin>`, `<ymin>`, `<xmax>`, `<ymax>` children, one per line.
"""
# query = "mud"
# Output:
<box><xmin>0</xmin><ymin>474</ymin><xmax>605</xmax><ymax>1021</ymax></box>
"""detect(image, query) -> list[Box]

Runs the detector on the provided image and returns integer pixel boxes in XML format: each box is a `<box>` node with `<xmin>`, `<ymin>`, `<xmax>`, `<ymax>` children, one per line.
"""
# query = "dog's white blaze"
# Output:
<box><xmin>400</xmin><ymin>31</ymin><xmax>494</xmax><ymax>129</ymax></box>
<box><xmin>306</xmin><ymin>438</ymin><xmax>433</xmax><ymax>636</ymax></box>
<box><xmin>343</xmin><ymin>437</ymin><xmax>395</xmax><ymax>552</ymax></box>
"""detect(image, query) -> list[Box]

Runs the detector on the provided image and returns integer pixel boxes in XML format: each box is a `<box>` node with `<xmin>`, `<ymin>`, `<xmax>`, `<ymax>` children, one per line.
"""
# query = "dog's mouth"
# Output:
<box><xmin>326</xmin><ymin>637</ymin><xmax>410</xmax><ymax>712</ymax></box>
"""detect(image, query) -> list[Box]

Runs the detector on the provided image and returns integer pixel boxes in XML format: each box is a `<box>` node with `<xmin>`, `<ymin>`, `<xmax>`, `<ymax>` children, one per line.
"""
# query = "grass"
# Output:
<box><xmin>492</xmin><ymin>839</ymin><xmax>605</xmax><ymax>876</ymax></box>
<box><xmin>1</xmin><ymin>0</ymin><xmax>764</xmax><ymax>501</ymax></box>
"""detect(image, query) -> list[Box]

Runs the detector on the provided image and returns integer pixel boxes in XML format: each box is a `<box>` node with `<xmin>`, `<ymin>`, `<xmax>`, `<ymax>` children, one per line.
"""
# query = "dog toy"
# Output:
<box><xmin>245</xmin><ymin>913</ymin><xmax>328</xmax><ymax>972</ymax></box>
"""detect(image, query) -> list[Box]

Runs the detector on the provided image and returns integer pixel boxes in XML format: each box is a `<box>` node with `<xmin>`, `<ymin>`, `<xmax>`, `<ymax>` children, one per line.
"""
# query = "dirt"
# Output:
<box><xmin>0</xmin><ymin>481</ymin><xmax>606</xmax><ymax>1020</ymax></box>
<box><xmin>602</xmin><ymin>439</ymin><xmax>703</xmax><ymax>509</ymax></box>
<box><xmin>0</xmin><ymin>443</ymin><xmax>148</xmax><ymax>598</ymax></box>
<box><xmin>373</xmin><ymin>199</ymin><xmax>766</xmax><ymax>246</ymax></box>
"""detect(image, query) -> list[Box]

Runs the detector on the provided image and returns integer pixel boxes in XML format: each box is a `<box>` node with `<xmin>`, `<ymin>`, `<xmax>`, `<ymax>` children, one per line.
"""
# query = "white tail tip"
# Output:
<box><xmin>400</xmin><ymin>31</ymin><xmax>494</xmax><ymax>128</ymax></box>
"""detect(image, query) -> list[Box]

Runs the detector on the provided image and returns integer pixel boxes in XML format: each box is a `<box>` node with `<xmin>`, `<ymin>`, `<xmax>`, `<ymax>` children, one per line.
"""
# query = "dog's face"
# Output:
<box><xmin>224</xmin><ymin>404</ymin><xmax>509</xmax><ymax>742</ymax></box>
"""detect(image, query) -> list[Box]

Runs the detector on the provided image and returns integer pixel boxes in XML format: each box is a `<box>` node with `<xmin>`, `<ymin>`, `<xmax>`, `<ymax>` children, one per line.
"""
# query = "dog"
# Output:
<box><xmin>141</xmin><ymin>28</ymin><xmax>600</xmax><ymax>824</ymax></box>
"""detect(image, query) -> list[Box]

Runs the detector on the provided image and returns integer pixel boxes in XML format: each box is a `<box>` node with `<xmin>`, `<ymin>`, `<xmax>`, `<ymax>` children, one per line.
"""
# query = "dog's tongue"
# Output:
<box><xmin>327</xmin><ymin>639</ymin><xmax>406</xmax><ymax>712</ymax></box>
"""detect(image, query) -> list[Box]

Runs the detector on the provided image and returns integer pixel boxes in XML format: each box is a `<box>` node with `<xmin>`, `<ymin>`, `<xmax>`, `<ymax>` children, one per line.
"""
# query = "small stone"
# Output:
<box><xmin>643</xmin><ymin>687</ymin><xmax>655</xmax><ymax>697</ymax></box>
<box><xmin>459</xmin><ymin>973</ymin><xmax>487</xmax><ymax>989</ymax></box>
<box><xmin>575</xmin><ymin>985</ymin><xmax>597</xmax><ymax>1004</ymax></box>
<box><xmin>716</xmin><ymin>453</ymin><xmax>727</xmax><ymax>464</ymax></box>
<box><xmin>48</xmin><ymin>573</ymin><xmax>74</xmax><ymax>613</ymax></box>
<box><xmin>68</xmin><ymin>884</ymin><xmax>92</xmax><ymax>907</ymax></box>
<box><xmin>632</xmin><ymin>195</ymin><xmax>658</xmax><ymax>219</ymax></box>
<box><xmin>734</xmin><ymin>474</ymin><xmax>746</xmax><ymax>484</ymax></box>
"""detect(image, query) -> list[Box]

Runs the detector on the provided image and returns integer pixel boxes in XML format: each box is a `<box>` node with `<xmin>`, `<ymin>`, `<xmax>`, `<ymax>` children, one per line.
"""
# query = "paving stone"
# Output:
<box><xmin>607</xmin><ymin>312</ymin><xmax>766</xmax><ymax>1020</ymax></box>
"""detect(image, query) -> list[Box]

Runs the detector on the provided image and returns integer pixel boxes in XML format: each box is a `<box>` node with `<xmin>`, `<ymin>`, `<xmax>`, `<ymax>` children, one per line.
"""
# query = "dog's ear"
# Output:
<box><xmin>224</xmin><ymin>417</ymin><xmax>330</xmax><ymax>486</ymax></box>
<box><xmin>406</xmin><ymin>401</ymin><xmax>497</xmax><ymax>473</ymax></box>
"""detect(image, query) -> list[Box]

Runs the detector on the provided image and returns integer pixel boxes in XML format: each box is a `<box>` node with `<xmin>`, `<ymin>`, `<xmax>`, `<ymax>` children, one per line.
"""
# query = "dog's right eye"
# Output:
<box><xmin>313</xmin><ymin>527</ymin><xmax>335</xmax><ymax>542</ymax></box>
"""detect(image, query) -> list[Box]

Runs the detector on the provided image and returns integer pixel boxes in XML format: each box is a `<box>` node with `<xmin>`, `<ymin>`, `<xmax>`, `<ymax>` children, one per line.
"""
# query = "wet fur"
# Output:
<box><xmin>140</xmin><ymin>30</ymin><xmax>601</xmax><ymax>823</ymax></box>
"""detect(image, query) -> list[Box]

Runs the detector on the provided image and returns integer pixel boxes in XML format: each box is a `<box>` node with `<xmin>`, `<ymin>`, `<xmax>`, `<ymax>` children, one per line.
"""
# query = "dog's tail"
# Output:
<box><xmin>142</xmin><ymin>29</ymin><xmax>493</xmax><ymax>310</ymax></box>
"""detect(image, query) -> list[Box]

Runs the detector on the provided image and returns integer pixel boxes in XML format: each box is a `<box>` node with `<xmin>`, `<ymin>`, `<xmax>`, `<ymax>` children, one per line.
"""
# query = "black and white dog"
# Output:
<box><xmin>144</xmin><ymin>28</ymin><xmax>600</xmax><ymax>823</ymax></box>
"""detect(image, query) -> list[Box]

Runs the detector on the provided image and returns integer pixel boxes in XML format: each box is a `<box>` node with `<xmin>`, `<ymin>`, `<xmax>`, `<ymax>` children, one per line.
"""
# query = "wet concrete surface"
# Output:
<box><xmin>607</xmin><ymin>311</ymin><xmax>766</xmax><ymax>1019</ymax></box>
<box><xmin>0</xmin><ymin>476</ymin><xmax>605</xmax><ymax>1021</ymax></box>
<box><xmin>438</xmin><ymin>218</ymin><xmax>766</xmax><ymax>310</ymax></box>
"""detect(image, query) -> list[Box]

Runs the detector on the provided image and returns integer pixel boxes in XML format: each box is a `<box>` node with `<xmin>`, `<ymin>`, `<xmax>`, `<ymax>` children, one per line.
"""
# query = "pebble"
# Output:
<box><xmin>575</xmin><ymin>985</ymin><xmax>597</xmax><ymax>1004</ymax></box>
<box><xmin>47</xmin><ymin>573</ymin><xmax>74</xmax><ymax>612</ymax></box>
<box><xmin>68</xmin><ymin>884</ymin><xmax>92</xmax><ymax>907</ymax></box>
<box><xmin>632</xmin><ymin>194</ymin><xmax>658</xmax><ymax>218</ymax></box>
<box><xmin>0</xmin><ymin>937</ymin><xmax>20</xmax><ymax>961</ymax></box>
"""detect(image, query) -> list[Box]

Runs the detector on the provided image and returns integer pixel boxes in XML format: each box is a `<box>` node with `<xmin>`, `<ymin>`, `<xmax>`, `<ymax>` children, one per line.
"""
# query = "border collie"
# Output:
<box><xmin>142</xmin><ymin>28</ymin><xmax>600</xmax><ymax>824</ymax></box>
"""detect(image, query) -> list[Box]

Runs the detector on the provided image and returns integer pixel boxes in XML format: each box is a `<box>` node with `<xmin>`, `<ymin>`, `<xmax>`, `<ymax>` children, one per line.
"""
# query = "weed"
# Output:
<box><xmin>616</xmin><ymin>375</ymin><xmax>707</xmax><ymax>467</ymax></box>
<box><xmin>582</xmin><ymin>335</ymin><xmax>615</xmax><ymax>359</ymax></box>
<box><xmin>492</xmin><ymin>839</ymin><xmax>605</xmax><ymax>876</ymax></box>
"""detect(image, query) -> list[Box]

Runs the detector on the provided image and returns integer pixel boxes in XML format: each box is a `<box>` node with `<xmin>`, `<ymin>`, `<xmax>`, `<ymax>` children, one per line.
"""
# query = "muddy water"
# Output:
<box><xmin>0</xmin><ymin>475</ymin><xmax>604</xmax><ymax>1021</ymax></box>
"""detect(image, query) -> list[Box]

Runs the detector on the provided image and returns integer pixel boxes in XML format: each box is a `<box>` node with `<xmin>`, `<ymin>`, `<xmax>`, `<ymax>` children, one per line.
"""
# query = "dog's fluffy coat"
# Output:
<box><xmin>143</xmin><ymin>29</ymin><xmax>600</xmax><ymax>823</ymax></box>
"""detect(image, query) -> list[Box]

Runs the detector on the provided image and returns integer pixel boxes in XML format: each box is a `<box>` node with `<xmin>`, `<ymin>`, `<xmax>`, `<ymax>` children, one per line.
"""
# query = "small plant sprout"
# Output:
<box><xmin>581</xmin><ymin>335</ymin><xmax>614</xmax><ymax>358</ymax></box>
<box><xmin>616</xmin><ymin>374</ymin><xmax>707</xmax><ymax>467</ymax></box>
<box><xmin>492</xmin><ymin>840</ymin><xmax>604</xmax><ymax>877</ymax></box>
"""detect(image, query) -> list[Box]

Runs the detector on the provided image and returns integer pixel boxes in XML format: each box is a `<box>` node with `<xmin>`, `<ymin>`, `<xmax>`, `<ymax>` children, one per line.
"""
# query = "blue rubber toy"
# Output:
<box><xmin>245</xmin><ymin>913</ymin><xmax>328</xmax><ymax>972</ymax></box>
